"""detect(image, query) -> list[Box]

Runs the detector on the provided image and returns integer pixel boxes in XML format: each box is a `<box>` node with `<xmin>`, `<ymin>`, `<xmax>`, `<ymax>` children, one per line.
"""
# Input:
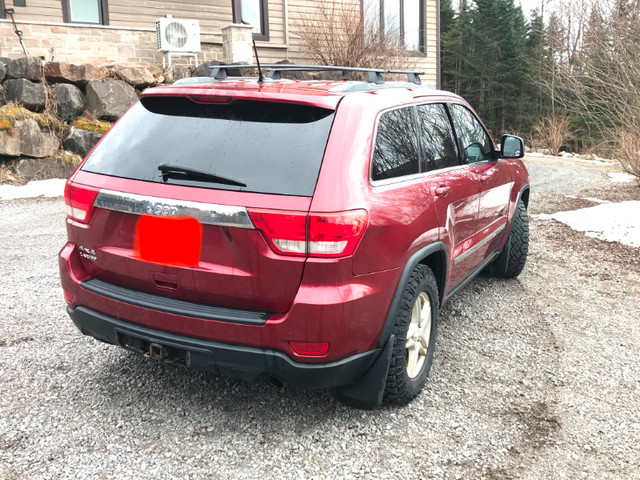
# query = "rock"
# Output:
<box><xmin>0</xmin><ymin>85</ymin><xmax>6</xmax><ymax>107</ymax></box>
<box><xmin>5</xmin><ymin>79</ymin><xmax>47</xmax><ymax>112</ymax></box>
<box><xmin>115</xmin><ymin>65</ymin><xmax>155</xmax><ymax>88</ymax></box>
<box><xmin>146</xmin><ymin>64</ymin><xmax>166</xmax><ymax>84</ymax></box>
<box><xmin>275</xmin><ymin>60</ymin><xmax>312</xmax><ymax>80</ymax></box>
<box><xmin>193</xmin><ymin>60</ymin><xmax>222</xmax><ymax>78</ymax></box>
<box><xmin>164</xmin><ymin>65</ymin><xmax>192</xmax><ymax>84</ymax></box>
<box><xmin>0</xmin><ymin>57</ymin><xmax>10</xmax><ymax>68</ymax></box>
<box><xmin>0</xmin><ymin>118</ymin><xmax>60</xmax><ymax>158</ymax></box>
<box><xmin>54</xmin><ymin>84</ymin><xmax>84</xmax><ymax>122</ymax></box>
<box><xmin>7</xmin><ymin>57</ymin><xmax>44</xmax><ymax>82</ymax></box>
<box><xmin>44</xmin><ymin>62</ymin><xmax>107</xmax><ymax>86</ymax></box>
<box><xmin>15</xmin><ymin>157</ymin><xmax>77</xmax><ymax>181</ymax></box>
<box><xmin>63</xmin><ymin>127</ymin><xmax>103</xmax><ymax>157</ymax></box>
<box><xmin>314</xmin><ymin>71</ymin><xmax>343</xmax><ymax>81</ymax></box>
<box><xmin>0</xmin><ymin>62</ymin><xmax>6</xmax><ymax>83</ymax></box>
<box><xmin>85</xmin><ymin>80</ymin><xmax>138</xmax><ymax>121</ymax></box>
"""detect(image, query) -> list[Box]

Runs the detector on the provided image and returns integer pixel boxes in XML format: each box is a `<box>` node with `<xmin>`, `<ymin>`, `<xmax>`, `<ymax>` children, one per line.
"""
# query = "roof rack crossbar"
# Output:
<box><xmin>208</xmin><ymin>64</ymin><xmax>424</xmax><ymax>85</ymax></box>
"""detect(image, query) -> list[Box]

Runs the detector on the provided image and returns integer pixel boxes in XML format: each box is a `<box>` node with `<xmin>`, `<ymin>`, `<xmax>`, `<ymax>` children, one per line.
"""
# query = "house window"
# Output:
<box><xmin>62</xmin><ymin>0</ymin><xmax>109</xmax><ymax>25</ymax></box>
<box><xmin>232</xmin><ymin>0</ymin><xmax>269</xmax><ymax>41</ymax></box>
<box><xmin>363</xmin><ymin>0</ymin><xmax>424</xmax><ymax>52</ymax></box>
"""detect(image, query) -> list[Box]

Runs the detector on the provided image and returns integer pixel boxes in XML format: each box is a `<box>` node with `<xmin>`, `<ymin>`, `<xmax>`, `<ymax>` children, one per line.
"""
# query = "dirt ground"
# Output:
<box><xmin>0</xmin><ymin>155</ymin><xmax>638</xmax><ymax>479</ymax></box>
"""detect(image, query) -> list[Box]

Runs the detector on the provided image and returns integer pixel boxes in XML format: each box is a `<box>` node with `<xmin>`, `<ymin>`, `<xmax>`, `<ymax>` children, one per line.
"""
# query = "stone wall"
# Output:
<box><xmin>0</xmin><ymin>20</ymin><xmax>221</xmax><ymax>65</ymax></box>
<box><xmin>0</xmin><ymin>57</ymin><xmax>199</xmax><ymax>181</ymax></box>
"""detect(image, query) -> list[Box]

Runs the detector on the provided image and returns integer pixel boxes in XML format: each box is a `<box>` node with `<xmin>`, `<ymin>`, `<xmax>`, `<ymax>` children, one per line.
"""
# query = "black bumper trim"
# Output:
<box><xmin>67</xmin><ymin>306</ymin><xmax>380</xmax><ymax>389</ymax></box>
<box><xmin>81</xmin><ymin>278</ymin><xmax>272</xmax><ymax>325</ymax></box>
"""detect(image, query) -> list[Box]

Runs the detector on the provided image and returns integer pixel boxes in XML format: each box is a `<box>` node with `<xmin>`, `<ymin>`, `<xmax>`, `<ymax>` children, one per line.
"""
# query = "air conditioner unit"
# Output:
<box><xmin>156</xmin><ymin>17</ymin><xmax>201</xmax><ymax>53</ymax></box>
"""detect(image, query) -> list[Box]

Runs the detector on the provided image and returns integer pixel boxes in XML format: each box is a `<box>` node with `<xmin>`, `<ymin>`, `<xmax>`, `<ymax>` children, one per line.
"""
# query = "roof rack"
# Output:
<box><xmin>209</xmin><ymin>64</ymin><xmax>424</xmax><ymax>85</ymax></box>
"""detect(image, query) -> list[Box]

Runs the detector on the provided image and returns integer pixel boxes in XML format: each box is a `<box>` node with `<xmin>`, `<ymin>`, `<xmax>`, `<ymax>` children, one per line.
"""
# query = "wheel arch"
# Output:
<box><xmin>518</xmin><ymin>184</ymin><xmax>530</xmax><ymax>209</ymax></box>
<box><xmin>376</xmin><ymin>242</ymin><xmax>447</xmax><ymax>348</ymax></box>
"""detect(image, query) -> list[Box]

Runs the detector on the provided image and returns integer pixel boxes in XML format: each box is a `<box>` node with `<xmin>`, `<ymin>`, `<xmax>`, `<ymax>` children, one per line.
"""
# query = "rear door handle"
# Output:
<box><xmin>435</xmin><ymin>185</ymin><xmax>451</xmax><ymax>197</ymax></box>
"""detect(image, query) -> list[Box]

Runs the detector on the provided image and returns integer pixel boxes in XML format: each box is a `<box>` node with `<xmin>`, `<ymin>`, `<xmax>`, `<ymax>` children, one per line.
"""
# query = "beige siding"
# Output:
<box><xmin>285</xmin><ymin>0</ymin><xmax>437</xmax><ymax>85</ymax></box>
<box><xmin>2</xmin><ymin>0</ymin><xmax>64</xmax><ymax>22</ymax></box>
<box><xmin>1</xmin><ymin>0</ymin><xmax>286</xmax><ymax>46</ymax></box>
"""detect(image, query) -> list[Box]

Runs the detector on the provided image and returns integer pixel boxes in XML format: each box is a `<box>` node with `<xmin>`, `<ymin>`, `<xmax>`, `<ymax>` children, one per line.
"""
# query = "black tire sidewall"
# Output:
<box><xmin>385</xmin><ymin>265</ymin><xmax>439</xmax><ymax>404</ymax></box>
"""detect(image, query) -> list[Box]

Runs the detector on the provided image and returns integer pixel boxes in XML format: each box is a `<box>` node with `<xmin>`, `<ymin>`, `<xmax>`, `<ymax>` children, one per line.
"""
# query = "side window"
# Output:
<box><xmin>372</xmin><ymin>107</ymin><xmax>420</xmax><ymax>181</ymax></box>
<box><xmin>233</xmin><ymin>0</ymin><xmax>269</xmax><ymax>41</ymax></box>
<box><xmin>62</xmin><ymin>0</ymin><xmax>109</xmax><ymax>25</ymax></box>
<box><xmin>449</xmin><ymin>104</ymin><xmax>494</xmax><ymax>163</ymax></box>
<box><xmin>416</xmin><ymin>104</ymin><xmax>460</xmax><ymax>172</ymax></box>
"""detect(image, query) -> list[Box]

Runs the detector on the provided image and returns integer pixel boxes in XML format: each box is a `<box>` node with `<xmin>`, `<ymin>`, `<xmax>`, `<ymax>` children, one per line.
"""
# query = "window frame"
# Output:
<box><xmin>62</xmin><ymin>0</ymin><xmax>110</xmax><ymax>25</ymax></box>
<box><xmin>372</xmin><ymin>101</ymin><xmax>500</xmax><ymax>186</ymax></box>
<box><xmin>446</xmin><ymin>102</ymin><xmax>498</xmax><ymax>165</ymax></box>
<box><xmin>362</xmin><ymin>0</ymin><xmax>425</xmax><ymax>53</ymax></box>
<box><xmin>232</xmin><ymin>0</ymin><xmax>270</xmax><ymax>42</ymax></box>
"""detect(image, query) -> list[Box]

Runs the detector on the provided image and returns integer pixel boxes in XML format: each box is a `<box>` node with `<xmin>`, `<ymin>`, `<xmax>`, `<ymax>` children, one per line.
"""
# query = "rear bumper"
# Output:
<box><xmin>67</xmin><ymin>305</ymin><xmax>380</xmax><ymax>389</ymax></box>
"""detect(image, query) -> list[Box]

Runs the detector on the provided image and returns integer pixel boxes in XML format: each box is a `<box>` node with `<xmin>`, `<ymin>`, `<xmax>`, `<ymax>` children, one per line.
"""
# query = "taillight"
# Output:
<box><xmin>64</xmin><ymin>181</ymin><xmax>100</xmax><ymax>223</ymax></box>
<box><xmin>247</xmin><ymin>210</ymin><xmax>307</xmax><ymax>256</ymax></box>
<box><xmin>247</xmin><ymin>209</ymin><xmax>368</xmax><ymax>258</ymax></box>
<box><xmin>309</xmin><ymin>211</ymin><xmax>368</xmax><ymax>257</ymax></box>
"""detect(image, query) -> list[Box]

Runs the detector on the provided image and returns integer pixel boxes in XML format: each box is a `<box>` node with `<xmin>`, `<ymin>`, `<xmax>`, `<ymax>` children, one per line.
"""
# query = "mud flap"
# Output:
<box><xmin>334</xmin><ymin>334</ymin><xmax>395</xmax><ymax>409</ymax></box>
<box><xmin>484</xmin><ymin>240</ymin><xmax>510</xmax><ymax>276</ymax></box>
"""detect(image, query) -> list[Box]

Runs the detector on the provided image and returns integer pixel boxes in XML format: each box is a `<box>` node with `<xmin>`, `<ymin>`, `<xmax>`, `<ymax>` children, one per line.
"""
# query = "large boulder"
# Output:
<box><xmin>115</xmin><ymin>65</ymin><xmax>155</xmax><ymax>88</ymax></box>
<box><xmin>0</xmin><ymin>118</ymin><xmax>60</xmax><ymax>158</ymax></box>
<box><xmin>54</xmin><ymin>84</ymin><xmax>84</xmax><ymax>122</ymax></box>
<box><xmin>164</xmin><ymin>65</ymin><xmax>191</xmax><ymax>84</ymax></box>
<box><xmin>7</xmin><ymin>57</ymin><xmax>44</xmax><ymax>82</ymax></box>
<box><xmin>0</xmin><ymin>62</ymin><xmax>6</xmax><ymax>83</ymax></box>
<box><xmin>193</xmin><ymin>60</ymin><xmax>222</xmax><ymax>78</ymax></box>
<box><xmin>6</xmin><ymin>79</ymin><xmax>47</xmax><ymax>112</ymax></box>
<box><xmin>0</xmin><ymin>85</ymin><xmax>6</xmax><ymax>107</ymax></box>
<box><xmin>15</xmin><ymin>157</ymin><xmax>78</xmax><ymax>181</ymax></box>
<box><xmin>63</xmin><ymin>127</ymin><xmax>103</xmax><ymax>157</ymax></box>
<box><xmin>85</xmin><ymin>80</ymin><xmax>138</xmax><ymax>121</ymax></box>
<box><xmin>44</xmin><ymin>62</ymin><xmax>107</xmax><ymax>86</ymax></box>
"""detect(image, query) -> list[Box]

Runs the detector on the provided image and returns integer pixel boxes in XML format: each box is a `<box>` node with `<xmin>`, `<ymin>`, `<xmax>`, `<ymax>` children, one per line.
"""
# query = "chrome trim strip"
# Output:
<box><xmin>94</xmin><ymin>189</ymin><xmax>254</xmax><ymax>229</ymax></box>
<box><xmin>453</xmin><ymin>223</ymin><xmax>506</xmax><ymax>265</ymax></box>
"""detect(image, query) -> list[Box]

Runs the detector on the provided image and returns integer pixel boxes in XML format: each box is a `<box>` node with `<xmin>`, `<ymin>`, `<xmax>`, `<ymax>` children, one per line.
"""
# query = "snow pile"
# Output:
<box><xmin>538</xmin><ymin>201</ymin><xmax>640</xmax><ymax>248</ymax></box>
<box><xmin>608</xmin><ymin>172</ymin><xmax>637</xmax><ymax>183</ymax></box>
<box><xmin>0</xmin><ymin>179</ymin><xmax>66</xmax><ymax>201</ymax></box>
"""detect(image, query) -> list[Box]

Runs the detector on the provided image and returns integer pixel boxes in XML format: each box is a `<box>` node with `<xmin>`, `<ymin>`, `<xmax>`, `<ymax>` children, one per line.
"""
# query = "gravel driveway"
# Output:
<box><xmin>1</xmin><ymin>156</ymin><xmax>639</xmax><ymax>479</ymax></box>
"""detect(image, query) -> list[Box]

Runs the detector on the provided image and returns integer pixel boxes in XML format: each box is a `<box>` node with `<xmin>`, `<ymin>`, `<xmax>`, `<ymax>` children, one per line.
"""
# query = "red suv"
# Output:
<box><xmin>59</xmin><ymin>65</ymin><xmax>529</xmax><ymax>409</ymax></box>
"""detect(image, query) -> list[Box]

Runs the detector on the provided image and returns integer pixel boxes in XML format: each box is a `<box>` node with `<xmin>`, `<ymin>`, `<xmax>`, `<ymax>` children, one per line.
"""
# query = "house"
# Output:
<box><xmin>0</xmin><ymin>0</ymin><xmax>438</xmax><ymax>85</ymax></box>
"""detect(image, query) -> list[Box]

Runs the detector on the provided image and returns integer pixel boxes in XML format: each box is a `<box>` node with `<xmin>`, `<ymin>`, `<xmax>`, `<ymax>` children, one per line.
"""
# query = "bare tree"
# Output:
<box><xmin>295</xmin><ymin>0</ymin><xmax>416</xmax><ymax>72</ymax></box>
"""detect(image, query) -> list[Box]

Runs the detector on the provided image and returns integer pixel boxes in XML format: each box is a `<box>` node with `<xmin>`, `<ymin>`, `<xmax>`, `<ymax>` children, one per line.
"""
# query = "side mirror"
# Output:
<box><xmin>500</xmin><ymin>135</ymin><xmax>525</xmax><ymax>159</ymax></box>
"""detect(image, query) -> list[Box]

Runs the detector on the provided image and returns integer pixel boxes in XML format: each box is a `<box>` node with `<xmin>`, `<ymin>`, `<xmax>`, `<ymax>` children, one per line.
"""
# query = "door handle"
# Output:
<box><xmin>480</xmin><ymin>173</ymin><xmax>494</xmax><ymax>182</ymax></box>
<box><xmin>435</xmin><ymin>185</ymin><xmax>451</xmax><ymax>197</ymax></box>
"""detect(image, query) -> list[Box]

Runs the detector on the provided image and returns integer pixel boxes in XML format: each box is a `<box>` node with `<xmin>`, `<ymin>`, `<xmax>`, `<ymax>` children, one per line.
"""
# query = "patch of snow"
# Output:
<box><xmin>582</xmin><ymin>197</ymin><xmax>610</xmax><ymax>204</ymax></box>
<box><xmin>0</xmin><ymin>178</ymin><xmax>67</xmax><ymax>201</ymax></box>
<box><xmin>608</xmin><ymin>172</ymin><xmax>637</xmax><ymax>183</ymax></box>
<box><xmin>571</xmin><ymin>158</ymin><xmax>615</xmax><ymax>166</ymax></box>
<box><xmin>537</xmin><ymin>201</ymin><xmax>640</xmax><ymax>248</ymax></box>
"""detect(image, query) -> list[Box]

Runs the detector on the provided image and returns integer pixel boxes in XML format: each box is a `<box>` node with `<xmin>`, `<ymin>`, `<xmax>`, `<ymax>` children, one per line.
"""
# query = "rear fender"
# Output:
<box><xmin>376</xmin><ymin>242</ymin><xmax>447</xmax><ymax>348</ymax></box>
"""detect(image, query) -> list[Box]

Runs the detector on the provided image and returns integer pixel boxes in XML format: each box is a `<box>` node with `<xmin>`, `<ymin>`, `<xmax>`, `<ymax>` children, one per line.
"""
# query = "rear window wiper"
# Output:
<box><xmin>157</xmin><ymin>163</ymin><xmax>247</xmax><ymax>187</ymax></box>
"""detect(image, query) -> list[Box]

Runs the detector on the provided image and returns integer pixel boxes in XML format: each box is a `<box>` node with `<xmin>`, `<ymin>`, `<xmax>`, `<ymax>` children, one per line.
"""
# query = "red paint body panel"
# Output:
<box><xmin>59</xmin><ymin>78</ymin><xmax>530</xmax><ymax>373</ymax></box>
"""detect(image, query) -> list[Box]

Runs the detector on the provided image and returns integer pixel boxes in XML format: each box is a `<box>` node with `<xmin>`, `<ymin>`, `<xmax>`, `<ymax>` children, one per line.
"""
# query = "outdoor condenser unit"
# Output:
<box><xmin>156</xmin><ymin>17</ymin><xmax>201</xmax><ymax>53</ymax></box>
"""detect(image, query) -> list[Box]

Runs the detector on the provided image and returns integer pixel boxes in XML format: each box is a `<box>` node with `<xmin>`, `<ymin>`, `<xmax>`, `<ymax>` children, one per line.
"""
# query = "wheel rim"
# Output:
<box><xmin>405</xmin><ymin>292</ymin><xmax>431</xmax><ymax>379</ymax></box>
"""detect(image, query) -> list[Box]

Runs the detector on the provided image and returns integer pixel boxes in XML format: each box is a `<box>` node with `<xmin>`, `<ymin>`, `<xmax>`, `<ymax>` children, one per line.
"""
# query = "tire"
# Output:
<box><xmin>502</xmin><ymin>199</ymin><xmax>529</xmax><ymax>277</ymax></box>
<box><xmin>485</xmin><ymin>199</ymin><xmax>529</xmax><ymax>278</ymax></box>
<box><xmin>384</xmin><ymin>264</ymin><xmax>439</xmax><ymax>405</ymax></box>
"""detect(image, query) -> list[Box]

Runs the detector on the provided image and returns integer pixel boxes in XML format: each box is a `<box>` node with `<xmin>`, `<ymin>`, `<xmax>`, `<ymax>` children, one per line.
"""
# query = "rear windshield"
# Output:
<box><xmin>81</xmin><ymin>97</ymin><xmax>336</xmax><ymax>196</ymax></box>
